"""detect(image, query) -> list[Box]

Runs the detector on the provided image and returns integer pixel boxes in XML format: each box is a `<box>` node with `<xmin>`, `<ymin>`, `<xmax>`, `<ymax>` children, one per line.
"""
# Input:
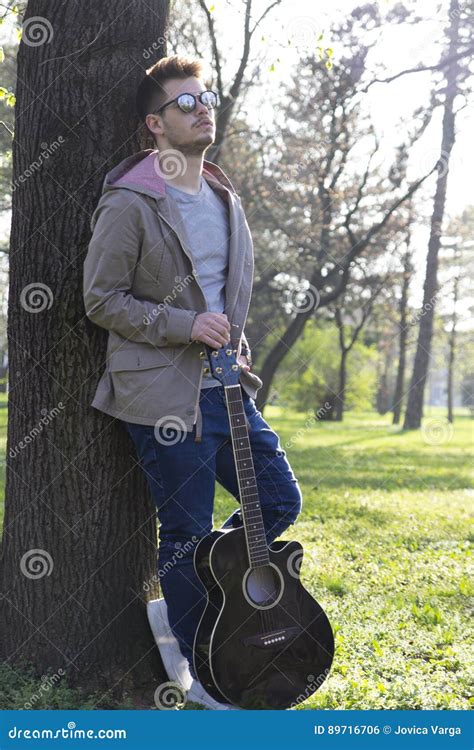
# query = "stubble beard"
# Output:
<box><xmin>166</xmin><ymin>128</ymin><xmax>214</xmax><ymax>157</ymax></box>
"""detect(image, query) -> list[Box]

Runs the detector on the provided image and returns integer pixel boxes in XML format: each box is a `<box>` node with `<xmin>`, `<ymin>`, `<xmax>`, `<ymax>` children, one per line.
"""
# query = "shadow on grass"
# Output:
<box><xmin>292</xmin><ymin>446</ymin><xmax>470</xmax><ymax>493</ymax></box>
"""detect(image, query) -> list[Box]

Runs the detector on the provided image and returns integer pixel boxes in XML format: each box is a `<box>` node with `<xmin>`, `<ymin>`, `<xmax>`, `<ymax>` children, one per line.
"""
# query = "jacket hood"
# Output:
<box><xmin>100</xmin><ymin>148</ymin><xmax>237</xmax><ymax>203</ymax></box>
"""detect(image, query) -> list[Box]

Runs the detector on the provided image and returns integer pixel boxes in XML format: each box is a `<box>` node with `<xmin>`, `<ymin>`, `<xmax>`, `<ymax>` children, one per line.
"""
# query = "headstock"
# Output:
<box><xmin>204</xmin><ymin>344</ymin><xmax>242</xmax><ymax>387</ymax></box>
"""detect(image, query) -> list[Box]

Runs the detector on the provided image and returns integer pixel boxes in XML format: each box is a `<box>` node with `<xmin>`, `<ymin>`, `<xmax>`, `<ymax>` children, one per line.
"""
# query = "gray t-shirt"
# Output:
<box><xmin>166</xmin><ymin>176</ymin><xmax>230</xmax><ymax>388</ymax></box>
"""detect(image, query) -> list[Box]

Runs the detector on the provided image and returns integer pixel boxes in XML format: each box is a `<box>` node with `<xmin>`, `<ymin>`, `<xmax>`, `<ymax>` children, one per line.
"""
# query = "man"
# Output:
<box><xmin>83</xmin><ymin>55</ymin><xmax>302</xmax><ymax>709</ymax></box>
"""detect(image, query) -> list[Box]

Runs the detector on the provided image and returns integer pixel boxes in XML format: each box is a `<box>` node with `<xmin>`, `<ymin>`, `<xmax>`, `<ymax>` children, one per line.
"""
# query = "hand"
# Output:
<box><xmin>238</xmin><ymin>353</ymin><xmax>251</xmax><ymax>373</ymax></box>
<box><xmin>190</xmin><ymin>312</ymin><xmax>231</xmax><ymax>348</ymax></box>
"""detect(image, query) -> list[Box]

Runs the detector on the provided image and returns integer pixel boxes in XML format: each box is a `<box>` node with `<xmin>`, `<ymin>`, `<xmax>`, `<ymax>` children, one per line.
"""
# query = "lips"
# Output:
<box><xmin>195</xmin><ymin>119</ymin><xmax>213</xmax><ymax>128</ymax></box>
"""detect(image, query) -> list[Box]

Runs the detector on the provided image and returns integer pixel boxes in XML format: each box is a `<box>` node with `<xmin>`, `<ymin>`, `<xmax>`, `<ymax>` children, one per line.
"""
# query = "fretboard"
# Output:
<box><xmin>224</xmin><ymin>385</ymin><xmax>270</xmax><ymax>568</ymax></box>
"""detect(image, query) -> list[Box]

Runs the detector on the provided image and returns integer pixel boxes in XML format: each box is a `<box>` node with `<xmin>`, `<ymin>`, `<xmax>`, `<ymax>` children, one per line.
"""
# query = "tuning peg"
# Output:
<box><xmin>199</xmin><ymin>351</ymin><xmax>206</xmax><ymax>359</ymax></box>
<box><xmin>203</xmin><ymin>367</ymin><xmax>210</xmax><ymax>374</ymax></box>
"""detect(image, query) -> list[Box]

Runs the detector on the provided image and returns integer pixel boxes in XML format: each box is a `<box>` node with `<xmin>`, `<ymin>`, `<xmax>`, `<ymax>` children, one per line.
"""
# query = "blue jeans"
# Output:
<box><xmin>124</xmin><ymin>385</ymin><xmax>302</xmax><ymax>679</ymax></box>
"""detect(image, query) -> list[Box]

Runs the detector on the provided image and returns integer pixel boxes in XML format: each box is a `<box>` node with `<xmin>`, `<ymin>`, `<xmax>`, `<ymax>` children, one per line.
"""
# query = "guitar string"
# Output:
<box><xmin>226</xmin><ymin>386</ymin><xmax>277</xmax><ymax>635</ymax></box>
<box><xmin>225</xmin><ymin>387</ymin><xmax>275</xmax><ymax>634</ymax></box>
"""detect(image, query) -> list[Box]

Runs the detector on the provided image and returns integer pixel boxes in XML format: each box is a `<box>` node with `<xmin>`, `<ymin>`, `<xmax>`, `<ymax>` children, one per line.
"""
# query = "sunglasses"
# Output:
<box><xmin>153</xmin><ymin>89</ymin><xmax>220</xmax><ymax>115</ymax></box>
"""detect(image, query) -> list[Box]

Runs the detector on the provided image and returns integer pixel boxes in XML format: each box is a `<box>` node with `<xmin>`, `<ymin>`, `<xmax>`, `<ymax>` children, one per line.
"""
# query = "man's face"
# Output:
<box><xmin>148</xmin><ymin>76</ymin><xmax>216</xmax><ymax>155</ymax></box>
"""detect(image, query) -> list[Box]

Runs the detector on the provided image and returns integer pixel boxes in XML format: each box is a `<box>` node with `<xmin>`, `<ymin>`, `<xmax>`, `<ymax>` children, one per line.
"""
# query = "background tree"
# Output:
<box><xmin>438</xmin><ymin>206</ymin><xmax>474</xmax><ymax>422</ymax></box>
<box><xmin>403</xmin><ymin>0</ymin><xmax>473</xmax><ymax>428</ymax></box>
<box><xmin>227</xmin><ymin>5</ymin><xmax>436</xmax><ymax>413</ymax></box>
<box><xmin>331</xmin><ymin>268</ymin><xmax>388</xmax><ymax>421</ymax></box>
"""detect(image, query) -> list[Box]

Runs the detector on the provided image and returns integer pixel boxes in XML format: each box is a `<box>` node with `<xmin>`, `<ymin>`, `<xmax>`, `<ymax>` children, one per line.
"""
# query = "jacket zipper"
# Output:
<box><xmin>156</xmin><ymin>210</ymin><xmax>208</xmax><ymax>426</ymax></box>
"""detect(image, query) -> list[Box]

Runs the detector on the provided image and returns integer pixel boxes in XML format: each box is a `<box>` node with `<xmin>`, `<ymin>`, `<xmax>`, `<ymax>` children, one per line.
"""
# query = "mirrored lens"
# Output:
<box><xmin>201</xmin><ymin>90</ymin><xmax>218</xmax><ymax>108</ymax></box>
<box><xmin>177</xmin><ymin>93</ymin><xmax>196</xmax><ymax>112</ymax></box>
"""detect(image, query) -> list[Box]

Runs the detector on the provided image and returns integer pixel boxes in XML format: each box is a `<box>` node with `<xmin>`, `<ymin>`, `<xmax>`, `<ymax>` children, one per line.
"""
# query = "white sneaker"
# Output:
<box><xmin>147</xmin><ymin>598</ymin><xmax>193</xmax><ymax>691</ymax></box>
<box><xmin>187</xmin><ymin>678</ymin><xmax>240</xmax><ymax>710</ymax></box>
<box><xmin>147</xmin><ymin>598</ymin><xmax>239</xmax><ymax>710</ymax></box>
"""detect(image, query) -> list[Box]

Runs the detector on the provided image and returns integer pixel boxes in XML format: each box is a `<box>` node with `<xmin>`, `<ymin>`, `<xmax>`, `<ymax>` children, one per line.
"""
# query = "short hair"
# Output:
<box><xmin>136</xmin><ymin>55</ymin><xmax>205</xmax><ymax>122</ymax></box>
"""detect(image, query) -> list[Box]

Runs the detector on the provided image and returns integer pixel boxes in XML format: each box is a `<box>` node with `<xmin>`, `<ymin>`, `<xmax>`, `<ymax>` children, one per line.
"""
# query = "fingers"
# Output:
<box><xmin>190</xmin><ymin>312</ymin><xmax>233</xmax><ymax>348</ymax></box>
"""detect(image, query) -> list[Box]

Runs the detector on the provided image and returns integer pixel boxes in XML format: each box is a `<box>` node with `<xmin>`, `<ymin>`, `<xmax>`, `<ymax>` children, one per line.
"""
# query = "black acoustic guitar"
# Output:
<box><xmin>192</xmin><ymin>344</ymin><xmax>334</xmax><ymax>710</ymax></box>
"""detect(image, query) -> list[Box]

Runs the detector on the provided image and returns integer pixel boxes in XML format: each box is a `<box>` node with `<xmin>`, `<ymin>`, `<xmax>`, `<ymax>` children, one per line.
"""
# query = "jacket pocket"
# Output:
<box><xmin>107</xmin><ymin>346</ymin><xmax>178</xmax><ymax>372</ymax></box>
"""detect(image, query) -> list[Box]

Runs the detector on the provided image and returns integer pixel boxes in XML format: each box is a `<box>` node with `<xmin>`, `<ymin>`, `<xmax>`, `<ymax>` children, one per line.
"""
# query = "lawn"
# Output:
<box><xmin>1</xmin><ymin>401</ymin><xmax>472</xmax><ymax>710</ymax></box>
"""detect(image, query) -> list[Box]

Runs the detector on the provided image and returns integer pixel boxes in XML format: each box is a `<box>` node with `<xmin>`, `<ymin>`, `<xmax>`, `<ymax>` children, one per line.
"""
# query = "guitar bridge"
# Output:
<box><xmin>242</xmin><ymin>626</ymin><xmax>301</xmax><ymax>648</ymax></box>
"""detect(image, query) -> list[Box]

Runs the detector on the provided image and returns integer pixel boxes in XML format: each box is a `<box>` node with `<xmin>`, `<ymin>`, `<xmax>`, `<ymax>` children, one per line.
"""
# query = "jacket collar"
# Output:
<box><xmin>102</xmin><ymin>148</ymin><xmax>236</xmax><ymax>204</ymax></box>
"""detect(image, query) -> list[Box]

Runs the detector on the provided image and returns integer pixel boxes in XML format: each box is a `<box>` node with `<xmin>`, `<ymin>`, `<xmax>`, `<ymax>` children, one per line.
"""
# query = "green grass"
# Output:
<box><xmin>1</xmin><ymin>403</ymin><xmax>472</xmax><ymax>710</ymax></box>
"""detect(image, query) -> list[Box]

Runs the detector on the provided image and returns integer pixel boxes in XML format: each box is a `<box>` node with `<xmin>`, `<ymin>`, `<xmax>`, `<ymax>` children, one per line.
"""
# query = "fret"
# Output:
<box><xmin>235</xmin><ymin>457</ymin><xmax>254</xmax><ymax>466</ymax></box>
<box><xmin>222</xmin><ymin>386</ymin><xmax>272</xmax><ymax>570</ymax></box>
<box><xmin>233</xmin><ymin>446</ymin><xmax>252</xmax><ymax>455</ymax></box>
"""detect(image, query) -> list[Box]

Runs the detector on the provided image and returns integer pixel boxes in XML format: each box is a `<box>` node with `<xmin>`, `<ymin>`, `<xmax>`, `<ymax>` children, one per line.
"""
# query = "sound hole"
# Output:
<box><xmin>245</xmin><ymin>565</ymin><xmax>282</xmax><ymax>607</ymax></box>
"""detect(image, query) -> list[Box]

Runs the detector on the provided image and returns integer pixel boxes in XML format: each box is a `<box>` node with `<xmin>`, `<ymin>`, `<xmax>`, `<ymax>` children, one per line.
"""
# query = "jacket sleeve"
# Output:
<box><xmin>83</xmin><ymin>191</ymin><xmax>198</xmax><ymax>347</ymax></box>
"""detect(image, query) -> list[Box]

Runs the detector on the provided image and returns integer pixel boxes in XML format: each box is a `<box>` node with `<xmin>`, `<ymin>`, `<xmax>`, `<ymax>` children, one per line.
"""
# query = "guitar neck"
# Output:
<box><xmin>224</xmin><ymin>385</ymin><xmax>270</xmax><ymax>568</ymax></box>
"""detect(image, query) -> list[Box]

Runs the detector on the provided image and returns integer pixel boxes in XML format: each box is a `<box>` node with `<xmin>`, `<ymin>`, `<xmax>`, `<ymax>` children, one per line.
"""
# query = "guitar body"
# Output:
<box><xmin>193</xmin><ymin>527</ymin><xmax>334</xmax><ymax>710</ymax></box>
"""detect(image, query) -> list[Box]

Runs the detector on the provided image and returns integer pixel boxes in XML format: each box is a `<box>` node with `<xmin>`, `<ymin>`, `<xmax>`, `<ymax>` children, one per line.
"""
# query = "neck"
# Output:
<box><xmin>156</xmin><ymin>148</ymin><xmax>205</xmax><ymax>195</ymax></box>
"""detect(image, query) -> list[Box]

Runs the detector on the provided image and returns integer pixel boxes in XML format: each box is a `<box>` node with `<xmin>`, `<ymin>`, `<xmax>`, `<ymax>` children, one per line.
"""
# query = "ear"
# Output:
<box><xmin>145</xmin><ymin>112</ymin><xmax>165</xmax><ymax>137</ymax></box>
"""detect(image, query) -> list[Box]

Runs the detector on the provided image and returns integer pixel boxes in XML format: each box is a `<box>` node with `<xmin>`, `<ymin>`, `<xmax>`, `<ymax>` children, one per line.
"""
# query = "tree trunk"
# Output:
<box><xmin>335</xmin><ymin>349</ymin><xmax>347</xmax><ymax>421</ymax></box>
<box><xmin>1</xmin><ymin>0</ymin><xmax>170</xmax><ymax>702</ymax></box>
<box><xmin>403</xmin><ymin>0</ymin><xmax>460</xmax><ymax>429</ymax></box>
<box><xmin>447</xmin><ymin>271</ymin><xmax>459</xmax><ymax>423</ymax></box>
<box><xmin>393</xmin><ymin>250</ymin><xmax>412</xmax><ymax>424</ymax></box>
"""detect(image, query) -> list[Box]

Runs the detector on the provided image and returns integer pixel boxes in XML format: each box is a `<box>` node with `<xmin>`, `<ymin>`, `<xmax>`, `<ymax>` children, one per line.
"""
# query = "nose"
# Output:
<box><xmin>195</xmin><ymin>97</ymin><xmax>209</xmax><ymax>116</ymax></box>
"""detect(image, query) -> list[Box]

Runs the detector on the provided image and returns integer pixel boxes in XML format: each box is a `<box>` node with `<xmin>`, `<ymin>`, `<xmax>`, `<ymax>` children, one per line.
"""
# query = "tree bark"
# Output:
<box><xmin>335</xmin><ymin>349</ymin><xmax>348</xmax><ymax>422</ymax></box>
<box><xmin>393</xmin><ymin>249</ymin><xmax>413</xmax><ymax>424</ymax></box>
<box><xmin>447</xmin><ymin>266</ymin><xmax>459</xmax><ymax>423</ymax></box>
<box><xmin>1</xmin><ymin>0</ymin><xmax>170</xmax><ymax>702</ymax></box>
<box><xmin>403</xmin><ymin>0</ymin><xmax>461</xmax><ymax>429</ymax></box>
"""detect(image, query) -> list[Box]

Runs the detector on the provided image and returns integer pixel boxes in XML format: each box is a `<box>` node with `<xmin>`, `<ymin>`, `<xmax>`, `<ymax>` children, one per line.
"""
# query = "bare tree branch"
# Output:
<box><xmin>361</xmin><ymin>44</ymin><xmax>474</xmax><ymax>93</ymax></box>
